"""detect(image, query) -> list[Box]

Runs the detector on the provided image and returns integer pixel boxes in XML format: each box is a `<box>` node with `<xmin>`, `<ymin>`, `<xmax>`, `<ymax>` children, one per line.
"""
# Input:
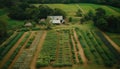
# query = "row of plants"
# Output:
<box><xmin>87</xmin><ymin>31</ymin><xmax>114</xmax><ymax>66</ymax></box>
<box><xmin>2</xmin><ymin>32</ymin><xmax>31</xmax><ymax>69</ymax></box>
<box><xmin>0</xmin><ymin>32</ymin><xmax>18</xmax><ymax>54</ymax></box>
<box><xmin>53</xmin><ymin>30</ymin><xmax>72</xmax><ymax>67</ymax></box>
<box><xmin>69</xmin><ymin>29</ymin><xmax>83</xmax><ymax>64</ymax></box>
<box><xmin>95</xmin><ymin>31</ymin><xmax>120</xmax><ymax>59</ymax></box>
<box><xmin>94</xmin><ymin>31</ymin><xmax>120</xmax><ymax>66</ymax></box>
<box><xmin>91</xmin><ymin>31</ymin><xmax>117</xmax><ymax>62</ymax></box>
<box><xmin>83</xmin><ymin>30</ymin><xmax>104</xmax><ymax>65</ymax></box>
<box><xmin>75</xmin><ymin>28</ymin><xmax>93</xmax><ymax>62</ymax></box>
<box><xmin>0</xmin><ymin>32</ymin><xmax>24</xmax><ymax>60</ymax></box>
<box><xmin>75</xmin><ymin>28</ymin><xmax>104</xmax><ymax>64</ymax></box>
<box><xmin>36</xmin><ymin>31</ymin><xmax>58</xmax><ymax>68</ymax></box>
<box><xmin>25</xmin><ymin>35</ymin><xmax>35</xmax><ymax>48</ymax></box>
<box><xmin>69</xmin><ymin>31</ymin><xmax>77</xmax><ymax>64</ymax></box>
<box><xmin>13</xmin><ymin>31</ymin><xmax>43</xmax><ymax>69</ymax></box>
<box><xmin>0</xmin><ymin>32</ymin><xmax>15</xmax><ymax>47</ymax></box>
<box><xmin>76</xmin><ymin>27</ymin><xmax>119</xmax><ymax>67</ymax></box>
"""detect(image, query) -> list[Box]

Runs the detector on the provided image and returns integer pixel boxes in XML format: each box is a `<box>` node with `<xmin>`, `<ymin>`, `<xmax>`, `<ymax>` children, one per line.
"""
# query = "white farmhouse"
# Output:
<box><xmin>48</xmin><ymin>16</ymin><xmax>64</xmax><ymax>24</ymax></box>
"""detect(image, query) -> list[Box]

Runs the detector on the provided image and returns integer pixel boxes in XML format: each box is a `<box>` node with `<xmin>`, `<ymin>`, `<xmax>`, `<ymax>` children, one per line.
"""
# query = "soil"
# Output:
<box><xmin>30</xmin><ymin>31</ymin><xmax>47</xmax><ymax>69</ymax></box>
<box><xmin>73</xmin><ymin>30</ymin><xmax>88</xmax><ymax>66</ymax></box>
<box><xmin>102</xmin><ymin>32</ymin><xmax>120</xmax><ymax>53</ymax></box>
<box><xmin>0</xmin><ymin>32</ymin><xmax>27</xmax><ymax>69</ymax></box>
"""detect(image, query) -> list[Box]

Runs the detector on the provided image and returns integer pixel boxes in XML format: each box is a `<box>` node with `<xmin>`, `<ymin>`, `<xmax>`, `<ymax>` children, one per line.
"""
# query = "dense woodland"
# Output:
<box><xmin>0</xmin><ymin>0</ymin><xmax>120</xmax><ymax>8</ymax></box>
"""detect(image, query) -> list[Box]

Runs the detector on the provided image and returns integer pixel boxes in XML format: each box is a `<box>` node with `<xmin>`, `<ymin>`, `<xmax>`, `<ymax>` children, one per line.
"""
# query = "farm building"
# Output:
<box><xmin>48</xmin><ymin>16</ymin><xmax>65</xmax><ymax>24</ymax></box>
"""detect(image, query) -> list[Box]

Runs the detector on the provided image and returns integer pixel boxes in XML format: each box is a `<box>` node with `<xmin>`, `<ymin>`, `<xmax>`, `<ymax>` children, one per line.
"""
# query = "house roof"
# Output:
<box><xmin>48</xmin><ymin>16</ymin><xmax>63</xmax><ymax>20</ymax></box>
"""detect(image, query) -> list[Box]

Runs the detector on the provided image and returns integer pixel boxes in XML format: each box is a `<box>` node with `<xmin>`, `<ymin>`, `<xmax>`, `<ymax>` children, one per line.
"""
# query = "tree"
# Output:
<box><xmin>8</xmin><ymin>2</ymin><xmax>30</xmax><ymax>20</ymax></box>
<box><xmin>106</xmin><ymin>15</ymin><xmax>120</xmax><ymax>33</ymax></box>
<box><xmin>8</xmin><ymin>6</ymin><xmax>28</xmax><ymax>20</ymax></box>
<box><xmin>95</xmin><ymin>18</ymin><xmax>108</xmax><ymax>30</ymax></box>
<box><xmin>93</xmin><ymin>8</ymin><xmax>106</xmax><ymax>23</ymax></box>
<box><xmin>95</xmin><ymin>8</ymin><xmax>106</xmax><ymax>18</ymax></box>
<box><xmin>38</xmin><ymin>5</ymin><xmax>54</xmax><ymax>19</ymax></box>
<box><xmin>87</xmin><ymin>10</ymin><xmax>94</xmax><ymax>20</ymax></box>
<box><xmin>0</xmin><ymin>19</ymin><xmax>7</xmax><ymax>37</ymax></box>
<box><xmin>52</xmin><ymin>8</ymin><xmax>66</xmax><ymax>19</ymax></box>
<box><xmin>76</xmin><ymin>9</ymin><xmax>83</xmax><ymax>17</ymax></box>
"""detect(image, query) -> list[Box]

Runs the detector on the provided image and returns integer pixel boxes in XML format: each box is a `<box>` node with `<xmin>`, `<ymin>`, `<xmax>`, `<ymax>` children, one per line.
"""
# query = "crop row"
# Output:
<box><xmin>2</xmin><ymin>32</ymin><xmax>31</xmax><ymax>69</ymax></box>
<box><xmin>69</xmin><ymin>29</ymin><xmax>83</xmax><ymax>64</ymax></box>
<box><xmin>75</xmin><ymin>28</ymin><xmax>93</xmax><ymax>62</ymax></box>
<box><xmin>75</xmin><ymin>28</ymin><xmax>120</xmax><ymax>66</ymax></box>
<box><xmin>0</xmin><ymin>32</ymin><xmax>24</xmax><ymax>60</ymax></box>
<box><xmin>36</xmin><ymin>31</ymin><xmax>58</xmax><ymax>67</ymax></box>
<box><xmin>53</xmin><ymin>30</ymin><xmax>72</xmax><ymax>67</ymax></box>
<box><xmin>13</xmin><ymin>31</ymin><xmax>43</xmax><ymax>69</ymax></box>
<box><xmin>25</xmin><ymin>35</ymin><xmax>35</xmax><ymax>48</ymax></box>
<box><xmin>95</xmin><ymin>31</ymin><xmax>120</xmax><ymax>58</ymax></box>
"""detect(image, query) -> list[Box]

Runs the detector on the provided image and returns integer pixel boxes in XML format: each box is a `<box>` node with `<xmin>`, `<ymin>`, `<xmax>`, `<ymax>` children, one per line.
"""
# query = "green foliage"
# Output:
<box><xmin>0</xmin><ymin>18</ymin><xmax>7</xmax><ymax>37</ymax></box>
<box><xmin>69</xmin><ymin>17</ymin><xmax>72</xmax><ymax>22</ymax></box>
<box><xmin>2</xmin><ymin>32</ymin><xmax>30</xmax><ymax>69</ymax></box>
<box><xmin>52</xmin><ymin>8</ymin><xmax>67</xmax><ymax>18</ymax></box>
<box><xmin>76</xmin><ymin>9</ymin><xmax>83</xmax><ymax>17</ymax></box>
<box><xmin>0</xmin><ymin>32</ymin><xmax>24</xmax><ymax>60</ymax></box>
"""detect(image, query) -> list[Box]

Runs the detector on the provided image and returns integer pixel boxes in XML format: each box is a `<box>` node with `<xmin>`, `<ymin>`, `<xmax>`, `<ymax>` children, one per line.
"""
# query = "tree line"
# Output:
<box><xmin>0</xmin><ymin>0</ymin><xmax>120</xmax><ymax>8</ymax></box>
<box><xmin>81</xmin><ymin>8</ymin><xmax>120</xmax><ymax>33</ymax></box>
<box><xmin>7</xmin><ymin>3</ymin><xmax>66</xmax><ymax>21</ymax></box>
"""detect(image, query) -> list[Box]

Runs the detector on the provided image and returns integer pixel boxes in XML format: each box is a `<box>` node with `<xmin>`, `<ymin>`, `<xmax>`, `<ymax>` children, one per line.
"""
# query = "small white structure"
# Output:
<box><xmin>24</xmin><ymin>22</ymin><xmax>32</xmax><ymax>27</ymax></box>
<box><xmin>48</xmin><ymin>16</ymin><xmax>64</xmax><ymax>24</ymax></box>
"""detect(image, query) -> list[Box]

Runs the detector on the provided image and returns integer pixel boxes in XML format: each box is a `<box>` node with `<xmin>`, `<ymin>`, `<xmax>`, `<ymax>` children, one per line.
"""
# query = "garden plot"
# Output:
<box><xmin>1</xmin><ymin>32</ymin><xmax>31</xmax><ymax>69</ymax></box>
<box><xmin>75</xmin><ymin>28</ymin><xmax>120</xmax><ymax>67</ymax></box>
<box><xmin>13</xmin><ymin>31</ymin><xmax>43</xmax><ymax>69</ymax></box>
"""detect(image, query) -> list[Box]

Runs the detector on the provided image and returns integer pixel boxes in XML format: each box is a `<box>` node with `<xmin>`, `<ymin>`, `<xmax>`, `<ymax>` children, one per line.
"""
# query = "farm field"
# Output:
<box><xmin>0</xmin><ymin>3</ymin><xmax>120</xmax><ymax>69</ymax></box>
<box><xmin>0</xmin><ymin>23</ymin><xmax>120</xmax><ymax>69</ymax></box>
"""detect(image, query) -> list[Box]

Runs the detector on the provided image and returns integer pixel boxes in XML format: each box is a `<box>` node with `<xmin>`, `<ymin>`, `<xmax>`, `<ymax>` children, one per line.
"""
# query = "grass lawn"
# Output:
<box><xmin>34</xmin><ymin>4</ymin><xmax>79</xmax><ymax>16</ymax></box>
<box><xmin>34</xmin><ymin>3</ymin><xmax>120</xmax><ymax>16</ymax></box>
<box><xmin>78</xmin><ymin>3</ymin><xmax>120</xmax><ymax>15</ymax></box>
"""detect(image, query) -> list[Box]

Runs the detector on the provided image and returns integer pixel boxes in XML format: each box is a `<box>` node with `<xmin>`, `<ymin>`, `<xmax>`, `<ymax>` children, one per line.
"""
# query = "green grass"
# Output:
<box><xmin>34</xmin><ymin>4</ymin><xmax>79</xmax><ymax>16</ymax></box>
<box><xmin>0</xmin><ymin>14</ymin><xmax>24</xmax><ymax>30</ymax></box>
<box><xmin>78</xmin><ymin>3</ymin><xmax>120</xmax><ymax>15</ymax></box>
<box><xmin>34</xmin><ymin>3</ymin><xmax>120</xmax><ymax>16</ymax></box>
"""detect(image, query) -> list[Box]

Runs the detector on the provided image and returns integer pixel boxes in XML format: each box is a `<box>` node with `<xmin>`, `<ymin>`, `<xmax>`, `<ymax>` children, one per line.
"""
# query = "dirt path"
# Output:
<box><xmin>8</xmin><ymin>31</ymin><xmax>35</xmax><ymax>69</ymax></box>
<box><xmin>73</xmin><ymin>30</ymin><xmax>88</xmax><ymax>66</ymax></box>
<box><xmin>71</xmin><ymin>35</ymin><xmax>79</xmax><ymax>63</ymax></box>
<box><xmin>0</xmin><ymin>32</ymin><xmax>27</xmax><ymax>69</ymax></box>
<box><xmin>102</xmin><ymin>32</ymin><xmax>120</xmax><ymax>53</ymax></box>
<box><xmin>30</xmin><ymin>31</ymin><xmax>47</xmax><ymax>69</ymax></box>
